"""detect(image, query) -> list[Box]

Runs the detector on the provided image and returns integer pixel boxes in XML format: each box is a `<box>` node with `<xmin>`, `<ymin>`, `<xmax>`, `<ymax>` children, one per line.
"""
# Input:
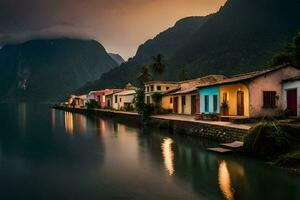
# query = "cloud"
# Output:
<box><xmin>0</xmin><ymin>0</ymin><xmax>226</xmax><ymax>59</ymax></box>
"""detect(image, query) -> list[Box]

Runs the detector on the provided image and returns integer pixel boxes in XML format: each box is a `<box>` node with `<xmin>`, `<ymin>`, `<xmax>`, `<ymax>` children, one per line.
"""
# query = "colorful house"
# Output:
<box><xmin>198</xmin><ymin>64</ymin><xmax>300</xmax><ymax>118</ymax></box>
<box><xmin>112</xmin><ymin>90</ymin><xmax>136</xmax><ymax>110</ymax></box>
<box><xmin>169</xmin><ymin>75</ymin><xmax>226</xmax><ymax>115</ymax></box>
<box><xmin>282</xmin><ymin>76</ymin><xmax>300</xmax><ymax>117</ymax></box>
<box><xmin>144</xmin><ymin>81</ymin><xmax>179</xmax><ymax>105</ymax></box>
<box><xmin>199</xmin><ymin>86</ymin><xmax>220</xmax><ymax>114</ymax></box>
<box><xmin>68</xmin><ymin>95</ymin><xmax>87</xmax><ymax>108</ymax></box>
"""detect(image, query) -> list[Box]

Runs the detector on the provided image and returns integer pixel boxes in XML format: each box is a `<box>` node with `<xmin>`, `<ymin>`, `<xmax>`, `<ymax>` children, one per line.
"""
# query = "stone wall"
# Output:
<box><xmin>56</xmin><ymin>107</ymin><xmax>248</xmax><ymax>142</ymax></box>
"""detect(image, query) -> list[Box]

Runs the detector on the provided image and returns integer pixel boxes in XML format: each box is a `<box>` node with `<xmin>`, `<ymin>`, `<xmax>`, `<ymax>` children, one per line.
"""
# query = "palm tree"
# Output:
<box><xmin>151</xmin><ymin>54</ymin><xmax>165</xmax><ymax>75</ymax></box>
<box><xmin>137</xmin><ymin>66</ymin><xmax>152</xmax><ymax>84</ymax></box>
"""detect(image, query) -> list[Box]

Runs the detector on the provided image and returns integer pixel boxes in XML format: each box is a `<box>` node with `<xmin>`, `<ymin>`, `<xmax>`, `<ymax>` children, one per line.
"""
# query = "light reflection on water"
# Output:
<box><xmin>218</xmin><ymin>161</ymin><xmax>234</xmax><ymax>200</ymax></box>
<box><xmin>161</xmin><ymin>138</ymin><xmax>175</xmax><ymax>176</ymax></box>
<box><xmin>64</xmin><ymin>112</ymin><xmax>74</xmax><ymax>135</ymax></box>
<box><xmin>1</xmin><ymin>104</ymin><xmax>300</xmax><ymax>200</ymax></box>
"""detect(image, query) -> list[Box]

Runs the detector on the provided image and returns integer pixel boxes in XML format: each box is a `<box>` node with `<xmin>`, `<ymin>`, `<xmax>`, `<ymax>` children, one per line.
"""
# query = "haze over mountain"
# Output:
<box><xmin>79</xmin><ymin>0</ymin><xmax>300</xmax><ymax>93</ymax></box>
<box><xmin>0</xmin><ymin>38</ymin><xmax>117</xmax><ymax>101</ymax></box>
<box><xmin>109</xmin><ymin>53</ymin><xmax>125</xmax><ymax>65</ymax></box>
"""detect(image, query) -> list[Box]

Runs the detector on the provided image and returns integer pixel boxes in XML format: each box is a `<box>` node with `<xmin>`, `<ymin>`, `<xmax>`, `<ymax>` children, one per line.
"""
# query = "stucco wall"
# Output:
<box><xmin>199</xmin><ymin>86</ymin><xmax>220</xmax><ymax>113</ymax></box>
<box><xmin>162</xmin><ymin>95</ymin><xmax>173</xmax><ymax>110</ymax></box>
<box><xmin>282</xmin><ymin>80</ymin><xmax>300</xmax><ymax>116</ymax></box>
<box><xmin>173</xmin><ymin>94</ymin><xmax>192</xmax><ymax>114</ymax></box>
<box><xmin>220</xmin><ymin>83</ymin><xmax>249</xmax><ymax>117</ymax></box>
<box><xmin>248</xmin><ymin>66</ymin><xmax>300</xmax><ymax>117</ymax></box>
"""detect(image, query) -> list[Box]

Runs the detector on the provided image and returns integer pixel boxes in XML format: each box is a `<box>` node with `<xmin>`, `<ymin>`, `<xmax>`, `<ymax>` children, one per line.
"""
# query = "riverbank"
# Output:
<box><xmin>54</xmin><ymin>106</ymin><xmax>251</xmax><ymax>143</ymax></box>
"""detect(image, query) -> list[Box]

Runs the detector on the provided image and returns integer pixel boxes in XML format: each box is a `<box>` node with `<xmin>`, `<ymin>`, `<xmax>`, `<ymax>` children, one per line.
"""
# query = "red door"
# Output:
<box><xmin>287</xmin><ymin>89</ymin><xmax>297</xmax><ymax>116</ymax></box>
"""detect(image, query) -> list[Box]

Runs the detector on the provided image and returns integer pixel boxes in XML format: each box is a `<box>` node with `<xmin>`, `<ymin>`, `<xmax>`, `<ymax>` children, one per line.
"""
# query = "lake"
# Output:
<box><xmin>0</xmin><ymin>103</ymin><xmax>299</xmax><ymax>200</ymax></box>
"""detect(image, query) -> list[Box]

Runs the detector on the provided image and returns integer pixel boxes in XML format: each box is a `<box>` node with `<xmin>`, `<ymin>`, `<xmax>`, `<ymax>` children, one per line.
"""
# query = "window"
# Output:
<box><xmin>120</xmin><ymin>98</ymin><xmax>122</xmax><ymax>103</ymax></box>
<box><xmin>213</xmin><ymin>95</ymin><xmax>218</xmax><ymax>113</ymax></box>
<box><xmin>204</xmin><ymin>95</ymin><xmax>209</xmax><ymax>112</ymax></box>
<box><xmin>146</xmin><ymin>96</ymin><xmax>151</xmax><ymax>104</ymax></box>
<box><xmin>166</xmin><ymin>87</ymin><xmax>170</xmax><ymax>90</ymax></box>
<box><xmin>223</xmin><ymin>92</ymin><xmax>228</xmax><ymax>103</ymax></box>
<box><xmin>263</xmin><ymin>91</ymin><xmax>277</xmax><ymax>108</ymax></box>
<box><xmin>151</xmin><ymin>85</ymin><xmax>154</xmax><ymax>91</ymax></box>
<box><xmin>115</xmin><ymin>96</ymin><xmax>118</xmax><ymax>103</ymax></box>
<box><xmin>157</xmin><ymin>86</ymin><xmax>161</xmax><ymax>91</ymax></box>
<box><xmin>146</xmin><ymin>86</ymin><xmax>149</xmax><ymax>92</ymax></box>
<box><xmin>170</xmin><ymin>97</ymin><xmax>173</xmax><ymax>104</ymax></box>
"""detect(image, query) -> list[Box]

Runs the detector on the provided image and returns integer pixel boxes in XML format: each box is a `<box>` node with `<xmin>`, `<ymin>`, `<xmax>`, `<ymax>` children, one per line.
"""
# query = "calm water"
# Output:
<box><xmin>0</xmin><ymin>103</ymin><xmax>299</xmax><ymax>200</ymax></box>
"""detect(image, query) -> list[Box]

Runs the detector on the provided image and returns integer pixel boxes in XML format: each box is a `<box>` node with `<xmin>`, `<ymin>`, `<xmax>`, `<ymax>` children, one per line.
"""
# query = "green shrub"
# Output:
<box><xmin>275</xmin><ymin>151</ymin><xmax>300</xmax><ymax>167</ymax></box>
<box><xmin>86</xmin><ymin>99</ymin><xmax>99</xmax><ymax>109</ymax></box>
<box><xmin>243</xmin><ymin>121</ymin><xmax>289</xmax><ymax>159</ymax></box>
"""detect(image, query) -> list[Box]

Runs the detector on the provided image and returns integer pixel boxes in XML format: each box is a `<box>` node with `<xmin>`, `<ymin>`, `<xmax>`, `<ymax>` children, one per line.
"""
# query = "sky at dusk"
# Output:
<box><xmin>0</xmin><ymin>0</ymin><xmax>226</xmax><ymax>59</ymax></box>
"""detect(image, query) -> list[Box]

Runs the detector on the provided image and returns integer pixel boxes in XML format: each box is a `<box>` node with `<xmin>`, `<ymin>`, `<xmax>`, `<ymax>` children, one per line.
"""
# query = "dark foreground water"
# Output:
<box><xmin>0</xmin><ymin>103</ymin><xmax>299</xmax><ymax>200</ymax></box>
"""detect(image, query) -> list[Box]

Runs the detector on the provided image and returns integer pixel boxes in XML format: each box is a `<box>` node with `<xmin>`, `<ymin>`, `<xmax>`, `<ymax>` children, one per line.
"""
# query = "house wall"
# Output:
<box><xmin>112</xmin><ymin>94</ymin><xmax>135</xmax><ymax>110</ymax></box>
<box><xmin>172</xmin><ymin>94</ymin><xmax>198</xmax><ymax>115</ymax></box>
<box><xmin>282</xmin><ymin>80</ymin><xmax>300</xmax><ymax>116</ymax></box>
<box><xmin>220</xmin><ymin>83</ymin><xmax>249</xmax><ymax>117</ymax></box>
<box><xmin>105</xmin><ymin>95</ymin><xmax>113</xmax><ymax>108</ymax></box>
<box><xmin>248</xmin><ymin>66</ymin><xmax>300</xmax><ymax>117</ymax></box>
<box><xmin>162</xmin><ymin>95</ymin><xmax>173</xmax><ymax>110</ymax></box>
<box><xmin>145</xmin><ymin>83</ymin><xmax>178</xmax><ymax>104</ymax></box>
<box><xmin>199</xmin><ymin>86</ymin><xmax>220</xmax><ymax>114</ymax></box>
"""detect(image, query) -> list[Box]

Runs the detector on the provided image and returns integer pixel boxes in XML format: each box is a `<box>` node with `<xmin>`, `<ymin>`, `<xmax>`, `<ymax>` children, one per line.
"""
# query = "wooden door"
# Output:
<box><xmin>237</xmin><ymin>91</ymin><xmax>244</xmax><ymax>116</ymax></box>
<box><xmin>173</xmin><ymin>97</ymin><xmax>178</xmax><ymax>113</ymax></box>
<box><xmin>191</xmin><ymin>95</ymin><xmax>197</xmax><ymax>115</ymax></box>
<box><xmin>287</xmin><ymin>89</ymin><xmax>297</xmax><ymax>116</ymax></box>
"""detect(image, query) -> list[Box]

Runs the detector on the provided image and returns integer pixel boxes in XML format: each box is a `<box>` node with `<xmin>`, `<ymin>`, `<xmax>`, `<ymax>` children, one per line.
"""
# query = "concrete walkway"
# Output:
<box><xmin>152</xmin><ymin>114</ymin><xmax>253</xmax><ymax>130</ymax></box>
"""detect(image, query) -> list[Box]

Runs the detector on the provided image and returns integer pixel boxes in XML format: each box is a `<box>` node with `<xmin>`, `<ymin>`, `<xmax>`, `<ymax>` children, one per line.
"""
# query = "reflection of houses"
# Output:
<box><xmin>198</xmin><ymin>64</ymin><xmax>300</xmax><ymax>118</ymax></box>
<box><xmin>282</xmin><ymin>76</ymin><xmax>300</xmax><ymax>117</ymax></box>
<box><xmin>144</xmin><ymin>81</ymin><xmax>179</xmax><ymax>104</ymax></box>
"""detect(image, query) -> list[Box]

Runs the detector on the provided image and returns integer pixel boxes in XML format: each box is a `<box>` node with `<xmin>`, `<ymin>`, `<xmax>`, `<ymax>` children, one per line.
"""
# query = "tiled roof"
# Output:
<box><xmin>171</xmin><ymin>87</ymin><xmax>198</xmax><ymax>95</ymax></box>
<box><xmin>145</xmin><ymin>80</ymin><xmax>179</xmax><ymax>85</ymax></box>
<box><xmin>114</xmin><ymin>90</ymin><xmax>136</xmax><ymax>96</ymax></box>
<box><xmin>197</xmin><ymin>64</ymin><xmax>293</xmax><ymax>88</ymax></box>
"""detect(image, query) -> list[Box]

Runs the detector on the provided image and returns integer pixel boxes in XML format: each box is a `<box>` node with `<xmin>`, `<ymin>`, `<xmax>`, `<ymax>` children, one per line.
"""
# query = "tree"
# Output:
<box><xmin>150</xmin><ymin>54</ymin><xmax>165</xmax><ymax>75</ymax></box>
<box><xmin>179</xmin><ymin>68</ymin><xmax>189</xmax><ymax>81</ymax></box>
<box><xmin>136</xmin><ymin>54</ymin><xmax>166</xmax><ymax>124</ymax></box>
<box><xmin>137</xmin><ymin>66</ymin><xmax>152</xmax><ymax>86</ymax></box>
<box><xmin>269</xmin><ymin>31</ymin><xmax>300</xmax><ymax>67</ymax></box>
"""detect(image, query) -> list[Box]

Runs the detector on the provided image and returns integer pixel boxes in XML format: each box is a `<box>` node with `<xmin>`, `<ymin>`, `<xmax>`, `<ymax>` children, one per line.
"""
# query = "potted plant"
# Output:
<box><xmin>221</xmin><ymin>101</ymin><xmax>229</xmax><ymax>116</ymax></box>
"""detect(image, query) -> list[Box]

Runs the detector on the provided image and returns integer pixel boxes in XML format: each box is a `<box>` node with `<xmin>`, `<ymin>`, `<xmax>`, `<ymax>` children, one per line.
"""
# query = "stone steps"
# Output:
<box><xmin>207</xmin><ymin>147</ymin><xmax>233</xmax><ymax>154</ymax></box>
<box><xmin>220</xmin><ymin>141</ymin><xmax>244</xmax><ymax>150</ymax></box>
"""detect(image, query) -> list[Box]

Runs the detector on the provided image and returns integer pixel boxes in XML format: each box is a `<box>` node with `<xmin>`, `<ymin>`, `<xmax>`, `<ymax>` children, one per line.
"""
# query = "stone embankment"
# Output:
<box><xmin>54</xmin><ymin>106</ymin><xmax>250</xmax><ymax>142</ymax></box>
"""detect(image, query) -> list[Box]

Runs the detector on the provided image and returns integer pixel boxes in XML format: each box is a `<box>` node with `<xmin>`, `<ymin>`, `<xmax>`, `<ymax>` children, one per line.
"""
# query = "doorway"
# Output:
<box><xmin>237</xmin><ymin>91</ymin><xmax>244</xmax><ymax>116</ymax></box>
<box><xmin>287</xmin><ymin>89</ymin><xmax>297</xmax><ymax>116</ymax></box>
<box><xmin>191</xmin><ymin>95</ymin><xmax>196</xmax><ymax>115</ymax></box>
<box><xmin>173</xmin><ymin>97</ymin><xmax>178</xmax><ymax>113</ymax></box>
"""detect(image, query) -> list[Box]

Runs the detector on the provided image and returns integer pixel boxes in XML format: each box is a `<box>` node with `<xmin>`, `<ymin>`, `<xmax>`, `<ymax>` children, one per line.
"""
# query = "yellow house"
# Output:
<box><xmin>220</xmin><ymin>83</ymin><xmax>250</xmax><ymax>117</ymax></box>
<box><xmin>162</xmin><ymin>94</ymin><xmax>174</xmax><ymax>110</ymax></box>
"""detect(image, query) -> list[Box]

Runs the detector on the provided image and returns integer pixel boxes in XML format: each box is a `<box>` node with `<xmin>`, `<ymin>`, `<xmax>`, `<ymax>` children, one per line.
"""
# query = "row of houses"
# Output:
<box><xmin>67</xmin><ymin>64</ymin><xmax>300</xmax><ymax>119</ymax></box>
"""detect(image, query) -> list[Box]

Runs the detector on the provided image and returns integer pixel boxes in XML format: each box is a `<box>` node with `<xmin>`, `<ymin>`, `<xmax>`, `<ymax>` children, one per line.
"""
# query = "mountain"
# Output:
<box><xmin>79</xmin><ymin>0</ymin><xmax>300</xmax><ymax>93</ymax></box>
<box><xmin>0</xmin><ymin>38</ymin><xmax>117</xmax><ymax>101</ymax></box>
<box><xmin>109</xmin><ymin>53</ymin><xmax>125</xmax><ymax>65</ymax></box>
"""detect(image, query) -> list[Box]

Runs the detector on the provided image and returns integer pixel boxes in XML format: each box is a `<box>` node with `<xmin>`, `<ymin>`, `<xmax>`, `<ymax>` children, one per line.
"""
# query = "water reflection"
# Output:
<box><xmin>18</xmin><ymin>103</ymin><xmax>27</xmax><ymax>132</ymax></box>
<box><xmin>64</xmin><ymin>112</ymin><xmax>74</xmax><ymax>135</ymax></box>
<box><xmin>51</xmin><ymin>109</ymin><xmax>56</xmax><ymax>128</ymax></box>
<box><xmin>161</xmin><ymin>138</ymin><xmax>175</xmax><ymax>176</ymax></box>
<box><xmin>218</xmin><ymin>160</ymin><xmax>234</xmax><ymax>200</ymax></box>
<box><xmin>75</xmin><ymin>114</ymin><xmax>86</xmax><ymax>134</ymax></box>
